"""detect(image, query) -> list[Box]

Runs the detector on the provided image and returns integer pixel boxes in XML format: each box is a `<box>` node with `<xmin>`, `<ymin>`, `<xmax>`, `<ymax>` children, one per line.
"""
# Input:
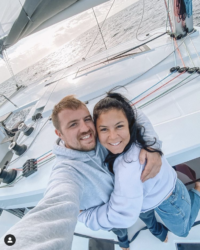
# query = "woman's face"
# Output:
<box><xmin>96</xmin><ymin>109</ymin><xmax>130</xmax><ymax>154</ymax></box>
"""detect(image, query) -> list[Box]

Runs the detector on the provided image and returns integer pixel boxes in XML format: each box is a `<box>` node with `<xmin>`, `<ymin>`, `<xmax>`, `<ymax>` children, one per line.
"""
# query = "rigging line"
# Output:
<box><xmin>46</xmin><ymin>32</ymin><xmax>167</xmax><ymax>88</ymax></box>
<box><xmin>164</xmin><ymin>0</ymin><xmax>186</xmax><ymax>67</ymax></box>
<box><xmin>75</xmin><ymin>7</ymin><xmax>109</xmax><ymax>79</ymax></box>
<box><xmin>18</xmin><ymin>0</ymin><xmax>32</xmax><ymax>21</ymax></box>
<box><xmin>138</xmin><ymin>73</ymin><xmax>198</xmax><ymax>109</ymax></box>
<box><xmin>129</xmin><ymin>71</ymin><xmax>176</xmax><ymax>103</ymax></box>
<box><xmin>84</xmin><ymin>0</ymin><xmax>116</xmax><ymax>59</ymax></box>
<box><xmin>135</xmin><ymin>0</ymin><xmax>164</xmax><ymax>42</ymax></box>
<box><xmin>165</xmin><ymin>0</ymin><xmax>169</xmax><ymax>32</ymax></box>
<box><xmin>2</xmin><ymin>50</ymin><xmax>19</xmax><ymax>88</ymax></box>
<box><xmin>95</xmin><ymin>32</ymin><xmax>166</xmax><ymax>63</ymax></box>
<box><xmin>92</xmin><ymin>8</ymin><xmax>107</xmax><ymax>51</ymax></box>
<box><xmin>86</xmin><ymin>32</ymin><xmax>193</xmax><ymax>103</ymax></box>
<box><xmin>36</xmin><ymin>150</ymin><xmax>53</xmax><ymax>160</ymax></box>
<box><xmin>75</xmin><ymin>0</ymin><xmax>116</xmax><ymax>78</ymax></box>
<box><xmin>131</xmin><ymin>71</ymin><xmax>185</xmax><ymax>106</ymax></box>
<box><xmin>183</xmin><ymin>40</ymin><xmax>195</xmax><ymax>67</ymax></box>
<box><xmin>188</xmin><ymin>33</ymin><xmax>200</xmax><ymax>65</ymax></box>
<box><xmin>164</xmin><ymin>0</ymin><xmax>177</xmax><ymax>66</ymax></box>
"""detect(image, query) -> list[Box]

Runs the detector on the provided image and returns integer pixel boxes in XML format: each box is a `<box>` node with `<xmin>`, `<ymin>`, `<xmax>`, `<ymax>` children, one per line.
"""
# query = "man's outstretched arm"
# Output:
<box><xmin>135</xmin><ymin>107</ymin><xmax>162</xmax><ymax>182</ymax></box>
<box><xmin>0</xmin><ymin>165</ymin><xmax>83</xmax><ymax>250</ymax></box>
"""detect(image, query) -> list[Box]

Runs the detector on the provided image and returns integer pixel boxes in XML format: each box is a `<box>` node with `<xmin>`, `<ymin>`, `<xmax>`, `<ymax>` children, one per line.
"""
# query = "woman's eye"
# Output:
<box><xmin>117</xmin><ymin>125</ymin><xmax>123</xmax><ymax>128</ymax></box>
<box><xmin>100</xmin><ymin>128</ymin><xmax>107</xmax><ymax>132</ymax></box>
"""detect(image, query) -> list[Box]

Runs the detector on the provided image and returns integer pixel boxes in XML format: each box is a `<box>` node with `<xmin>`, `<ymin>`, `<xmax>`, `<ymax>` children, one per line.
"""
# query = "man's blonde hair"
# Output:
<box><xmin>52</xmin><ymin>95</ymin><xmax>86</xmax><ymax>130</ymax></box>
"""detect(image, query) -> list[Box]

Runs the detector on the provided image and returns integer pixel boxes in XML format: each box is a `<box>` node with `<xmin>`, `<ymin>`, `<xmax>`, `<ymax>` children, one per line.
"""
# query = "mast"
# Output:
<box><xmin>167</xmin><ymin>0</ymin><xmax>193</xmax><ymax>38</ymax></box>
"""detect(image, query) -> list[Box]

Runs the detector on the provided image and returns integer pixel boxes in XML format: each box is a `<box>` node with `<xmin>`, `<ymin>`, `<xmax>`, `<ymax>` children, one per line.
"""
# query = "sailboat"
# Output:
<box><xmin>0</xmin><ymin>0</ymin><xmax>200</xmax><ymax>249</ymax></box>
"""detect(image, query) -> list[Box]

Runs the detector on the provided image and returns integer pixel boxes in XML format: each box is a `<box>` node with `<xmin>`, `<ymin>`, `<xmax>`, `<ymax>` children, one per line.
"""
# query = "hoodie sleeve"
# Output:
<box><xmin>0</xmin><ymin>163</ymin><xmax>83</xmax><ymax>250</ymax></box>
<box><xmin>78</xmin><ymin>154</ymin><xmax>143</xmax><ymax>230</ymax></box>
<box><xmin>135</xmin><ymin>107</ymin><xmax>162</xmax><ymax>150</ymax></box>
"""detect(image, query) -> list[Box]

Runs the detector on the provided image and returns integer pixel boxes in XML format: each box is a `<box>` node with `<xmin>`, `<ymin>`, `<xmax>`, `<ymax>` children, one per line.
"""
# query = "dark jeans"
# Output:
<box><xmin>112</xmin><ymin>210</ymin><xmax>168</xmax><ymax>248</ymax></box>
<box><xmin>139</xmin><ymin>209</ymin><xmax>168</xmax><ymax>241</ymax></box>
<box><xmin>111</xmin><ymin>228</ymin><xmax>129</xmax><ymax>248</ymax></box>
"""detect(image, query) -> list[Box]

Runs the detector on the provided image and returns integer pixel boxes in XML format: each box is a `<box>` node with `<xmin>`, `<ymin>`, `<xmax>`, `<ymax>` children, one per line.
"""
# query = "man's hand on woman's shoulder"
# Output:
<box><xmin>139</xmin><ymin>148</ymin><xmax>162</xmax><ymax>182</ymax></box>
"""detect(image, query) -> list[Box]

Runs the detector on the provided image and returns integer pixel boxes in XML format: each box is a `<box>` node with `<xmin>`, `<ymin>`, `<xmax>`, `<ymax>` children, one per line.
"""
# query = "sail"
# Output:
<box><xmin>0</xmin><ymin>0</ymin><xmax>108</xmax><ymax>54</ymax></box>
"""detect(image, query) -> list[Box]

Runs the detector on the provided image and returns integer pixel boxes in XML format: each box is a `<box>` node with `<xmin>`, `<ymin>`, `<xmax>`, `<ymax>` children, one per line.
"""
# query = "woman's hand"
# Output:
<box><xmin>139</xmin><ymin>148</ymin><xmax>162</xmax><ymax>182</ymax></box>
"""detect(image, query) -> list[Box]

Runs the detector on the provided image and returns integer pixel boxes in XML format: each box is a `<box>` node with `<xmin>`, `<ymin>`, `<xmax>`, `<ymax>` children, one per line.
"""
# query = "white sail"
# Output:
<box><xmin>0</xmin><ymin>0</ymin><xmax>109</xmax><ymax>53</ymax></box>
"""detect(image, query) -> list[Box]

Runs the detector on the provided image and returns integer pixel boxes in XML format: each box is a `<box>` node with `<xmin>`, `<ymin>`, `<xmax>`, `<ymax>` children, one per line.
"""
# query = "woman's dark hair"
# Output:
<box><xmin>93</xmin><ymin>90</ymin><xmax>163</xmax><ymax>174</ymax></box>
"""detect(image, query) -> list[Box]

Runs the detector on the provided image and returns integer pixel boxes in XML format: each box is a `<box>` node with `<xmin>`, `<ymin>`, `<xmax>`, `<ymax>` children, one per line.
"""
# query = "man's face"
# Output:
<box><xmin>55</xmin><ymin>105</ymin><xmax>97</xmax><ymax>151</ymax></box>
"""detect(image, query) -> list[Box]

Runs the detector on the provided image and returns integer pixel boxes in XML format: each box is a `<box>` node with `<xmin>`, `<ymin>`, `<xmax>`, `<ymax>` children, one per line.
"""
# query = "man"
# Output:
<box><xmin>0</xmin><ymin>95</ymin><xmax>162</xmax><ymax>250</ymax></box>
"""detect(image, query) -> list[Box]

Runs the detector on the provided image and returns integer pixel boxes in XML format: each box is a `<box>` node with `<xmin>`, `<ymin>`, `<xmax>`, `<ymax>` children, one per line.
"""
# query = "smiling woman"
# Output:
<box><xmin>96</xmin><ymin>109</ymin><xmax>130</xmax><ymax>154</ymax></box>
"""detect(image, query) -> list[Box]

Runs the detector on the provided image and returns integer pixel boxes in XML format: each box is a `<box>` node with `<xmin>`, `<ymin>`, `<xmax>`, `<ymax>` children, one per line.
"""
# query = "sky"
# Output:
<box><xmin>0</xmin><ymin>0</ymin><xmax>139</xmax><ymax>83</ymax></box>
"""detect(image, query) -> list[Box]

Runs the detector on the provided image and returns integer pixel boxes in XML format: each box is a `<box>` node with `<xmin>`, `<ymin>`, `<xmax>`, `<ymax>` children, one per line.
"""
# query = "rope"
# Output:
<box><xmin>183</xmin><ymin>41</ymin><xmax>195</xmax><ymax>67</ymax></box>
<box><xmin>132</xmin><ymin>71</ymin><xmax>185</xmax><ymax>106</ymax></box>
<box><xmin>129</xmin><ymin>71</ymin><xmax>176</xmax><ymax>103</ymax></box>
<box><xmin>36</xmin><ymin>150</ymin><xmax>53</xmax><ymax>160</ymax></box>
<box><xmin>139</xmin><ymin>73</ymin><xmax>199</xmax><ymax>109</ymax></box>
<box><xmin>188</xmin><ymin>33</ymin><xmax>200</xmax><ymax>65</ymax></box>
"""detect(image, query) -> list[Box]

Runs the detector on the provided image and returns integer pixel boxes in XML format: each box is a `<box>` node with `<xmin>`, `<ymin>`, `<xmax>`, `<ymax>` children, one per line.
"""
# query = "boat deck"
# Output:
<box><xmin>0</xmin><ymin>27</ymin><xmax>200</xmax><ymax>249</ymax></box>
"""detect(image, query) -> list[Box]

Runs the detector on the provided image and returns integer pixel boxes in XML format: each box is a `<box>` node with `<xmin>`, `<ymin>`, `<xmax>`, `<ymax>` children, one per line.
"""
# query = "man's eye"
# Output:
<box><xmin>100</xmin><ymin>128</ymin><xmax>107</xmax><ymax>131</ymax></box>
<box><xmin>70</xmin><ymin>123</ymin><xmax>76</xmax><ymax>127</ymax></box>
<box><xmin>85</xmin><ymin>118</ymin><xmax>92</xmax><ymax>121</ymax></box>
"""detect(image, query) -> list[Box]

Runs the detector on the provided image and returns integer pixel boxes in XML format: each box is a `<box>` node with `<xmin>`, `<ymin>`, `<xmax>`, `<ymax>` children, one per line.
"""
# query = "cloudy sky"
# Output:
<box><xmin>0</xmin><ymin>0</ymin><xmax>139</xmax><ymax>83</ymax></box>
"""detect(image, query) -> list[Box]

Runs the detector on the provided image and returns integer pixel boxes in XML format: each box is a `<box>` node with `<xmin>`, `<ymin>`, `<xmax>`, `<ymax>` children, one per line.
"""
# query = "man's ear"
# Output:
<box><xmin>55</xmin><ymin>129</ymin><xmax>62</xmax><ymax>138</ymax></box>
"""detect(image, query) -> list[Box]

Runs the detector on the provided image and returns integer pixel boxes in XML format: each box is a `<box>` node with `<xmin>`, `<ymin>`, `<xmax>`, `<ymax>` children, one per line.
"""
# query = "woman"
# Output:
<box><xmin>78</xmin><ymin>92</ymin><xmax>200</xmax><ymax>250</ymax></box>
